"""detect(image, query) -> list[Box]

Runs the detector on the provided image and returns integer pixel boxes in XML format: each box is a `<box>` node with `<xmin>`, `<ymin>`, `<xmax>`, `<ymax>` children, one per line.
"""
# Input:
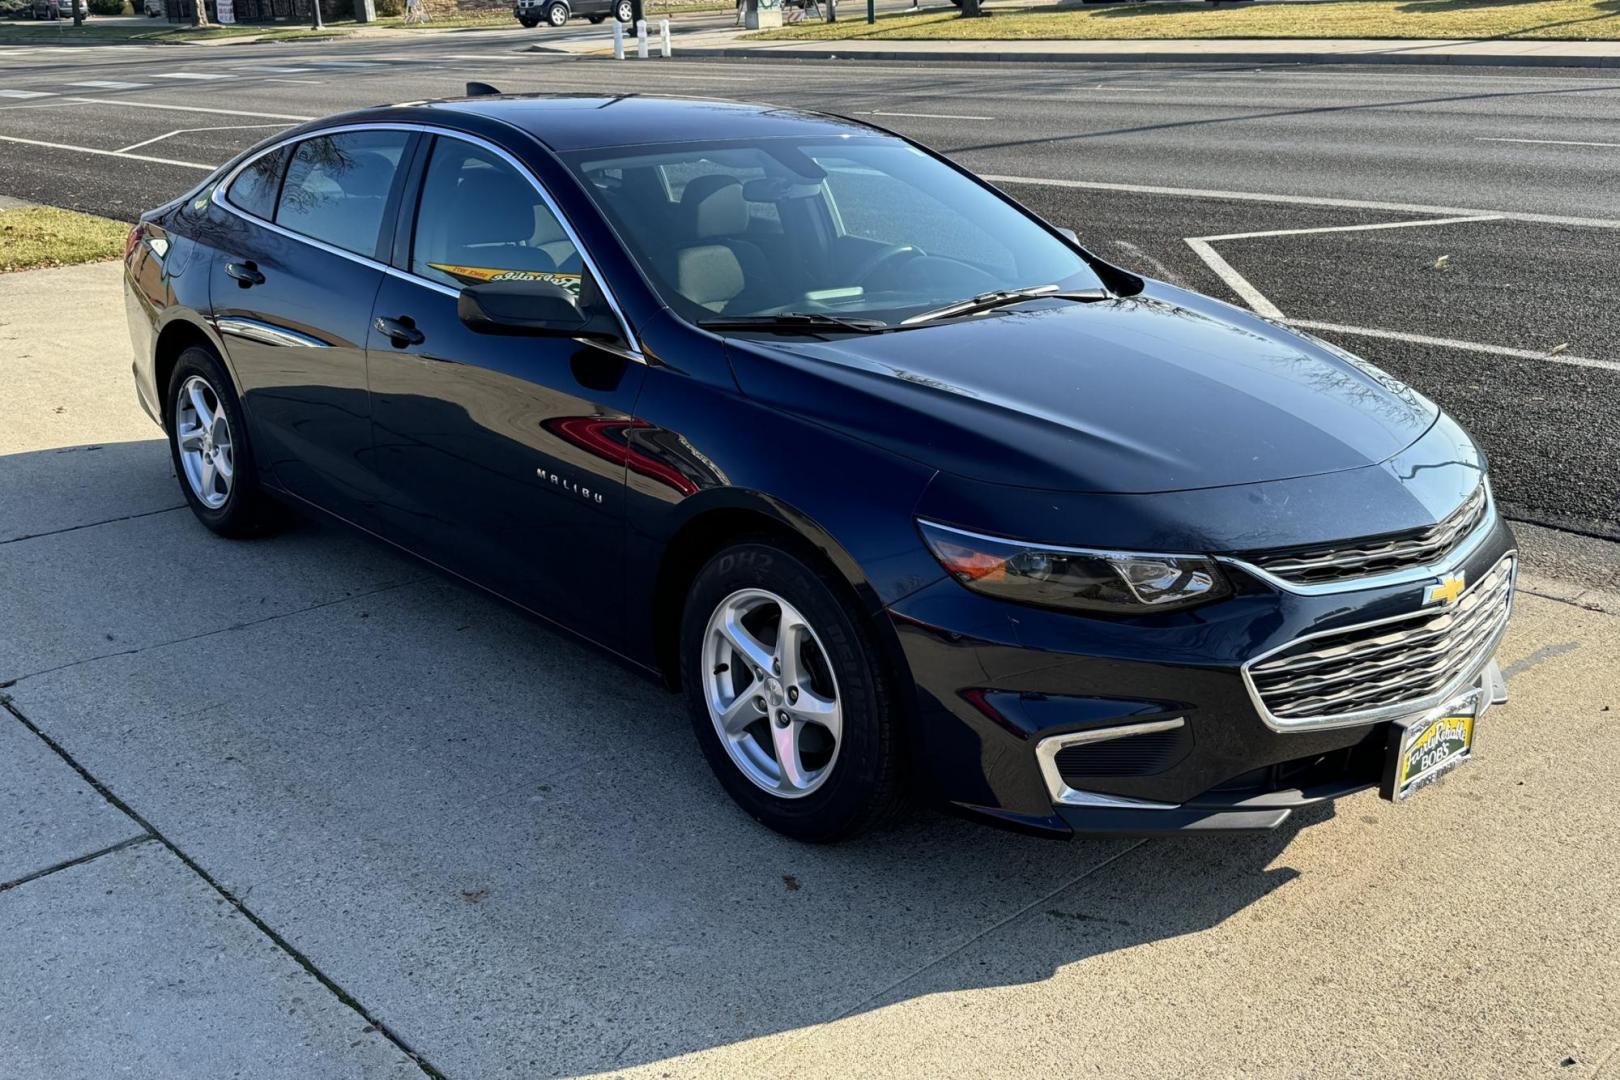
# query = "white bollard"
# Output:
<box><xmin>660</xmin><ymin>17</ymin><xmax>671</xmax><ymax>57</ymax></box>
<box><xmin>612</xmin><ymin>17</ymin><xmax>624</xmax><ymax>59</ymax></box>
<box><xmin>636</xmin><ymin>18</ymin><xmax>648</xmax><ymax>59</ymax></box>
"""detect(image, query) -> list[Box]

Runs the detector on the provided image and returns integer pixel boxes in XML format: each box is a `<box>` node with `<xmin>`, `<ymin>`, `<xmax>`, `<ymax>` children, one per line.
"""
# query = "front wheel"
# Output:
<box><xmin>680</xmin><ymin>540</ymin><xmax>903</xmax><ymax>842</ymax></box>
<box><xmin>165</xmin><ymin>346</ymin><xmax>278</xmax><ymax>538</ymax></box>
<box><xmin>545</xmin><ymin>0</ymin><xmax>568</xmax><ymax>23</ymax></box>
<box><xmin>518</xmin><ymin>14</ymin><xmax>538</xmax><ymax>24</ymax></box>
<box><xmin>614</xmin><ymin>0</ymin><xmax>630</xmax><ymax>20</ymax></box>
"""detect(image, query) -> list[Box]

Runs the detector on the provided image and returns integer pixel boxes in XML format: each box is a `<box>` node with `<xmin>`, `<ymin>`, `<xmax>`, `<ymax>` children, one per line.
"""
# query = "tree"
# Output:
<box><xmin>958</xmin><ymin>0</ymin><xmax>985</xmax><ymax>18</ymax></box>
<box><xmin>191</xmin><ymin>0</ymin><xmax>209</xmax><ymax>25</ymax></box>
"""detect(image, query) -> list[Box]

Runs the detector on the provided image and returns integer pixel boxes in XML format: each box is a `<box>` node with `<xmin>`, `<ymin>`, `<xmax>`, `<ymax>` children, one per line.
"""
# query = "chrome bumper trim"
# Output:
<box><xmin>1035</xmin><ymin>718</ymin><xmax>1185</xmax><ymax>810</ymax></box>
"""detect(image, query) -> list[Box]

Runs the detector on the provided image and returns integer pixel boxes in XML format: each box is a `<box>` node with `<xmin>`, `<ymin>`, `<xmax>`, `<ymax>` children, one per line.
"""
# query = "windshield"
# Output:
<box><xmin>561</xmin><ymin>136</ymin><xmax>1104</xmax><ymax>328</ymax></box>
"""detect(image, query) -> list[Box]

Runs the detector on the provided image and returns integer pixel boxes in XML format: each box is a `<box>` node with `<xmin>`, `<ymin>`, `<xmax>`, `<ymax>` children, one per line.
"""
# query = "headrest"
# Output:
<box><xmin>676</xmin><ymin>244</ymin><xmax>744</xmax><ymax>311</ymax></box>
<box><xmin>329</xmin><ymin>150</ymin><xmax>397</xmax><ymax>199</ymax></box>
<box><xmin>448</xmin><ymin>167</ymin><xmax>540</xmax><ymax>246</ymax></box>
<box><xmin>679</xmin><ymin>174</ymin><xmax>748</xmax><ymax>240</ymax></box>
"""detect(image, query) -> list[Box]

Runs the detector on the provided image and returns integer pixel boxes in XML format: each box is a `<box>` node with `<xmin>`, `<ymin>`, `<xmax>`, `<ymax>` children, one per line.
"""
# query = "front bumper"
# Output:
<box><xmin>885</xmin><ymin>513</ymin><xmax>1517</xmax><ymax>838</ymax></box>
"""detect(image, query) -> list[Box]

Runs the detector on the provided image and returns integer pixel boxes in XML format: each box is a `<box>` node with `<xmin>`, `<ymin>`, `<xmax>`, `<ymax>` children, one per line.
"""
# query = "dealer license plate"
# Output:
<box><xmin>1380</xmin><ymin>698</ymin><xmax>1477</xmax><ymax>802</ymax></box>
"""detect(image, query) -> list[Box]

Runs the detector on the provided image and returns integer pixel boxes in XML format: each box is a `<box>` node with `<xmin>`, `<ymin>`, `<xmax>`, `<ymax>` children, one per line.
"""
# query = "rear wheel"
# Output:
<box><xmin>545</xmin><ymin>0</ymin><xmax>568</xmax><ymax>24</ymax></box>
<box><xmin>680</xmin><ymin>539</ymin><xmax>903</xmax><ymax>842</ymax></box>
<box><xmin>164</xmin><ymin>346</ymin><xmax>277</xmax><ymax>538</ymax></box>
<box><xmin>614</xmin><ymin>0</ymin><xmax>630</xmax><ymax>20</ymax></box>
<box><xmin>587</xmin><ymin>12</ymin><xmax>602</xmax><ymax>21</ymax></box>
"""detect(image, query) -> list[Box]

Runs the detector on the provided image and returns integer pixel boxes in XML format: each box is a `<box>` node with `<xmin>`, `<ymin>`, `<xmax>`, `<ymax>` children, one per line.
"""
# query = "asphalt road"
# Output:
<box><xmin>2</xmin><ymin>40</ymin><xmax>1617</xmax><ymax>537</ymax></box>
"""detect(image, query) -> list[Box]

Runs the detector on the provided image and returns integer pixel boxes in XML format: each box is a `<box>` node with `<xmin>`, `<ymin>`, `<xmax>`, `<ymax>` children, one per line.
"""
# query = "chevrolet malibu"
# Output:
<box><xmin>123</xmin><ymin>93</ymin><xmax>1515</xmax><ymax>842</ymax></box>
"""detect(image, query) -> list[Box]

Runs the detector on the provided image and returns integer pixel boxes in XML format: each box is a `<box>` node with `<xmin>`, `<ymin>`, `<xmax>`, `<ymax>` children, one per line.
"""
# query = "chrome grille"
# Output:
<box><xmin>1247</xmin><ymin>554</ymin><xmax>1514</xmax><ymax>726</ymax></box>
<box><xmin>1244</xmin><ymin>483</ymin><xmax>1489</xmax><ymax>586</ymax></box>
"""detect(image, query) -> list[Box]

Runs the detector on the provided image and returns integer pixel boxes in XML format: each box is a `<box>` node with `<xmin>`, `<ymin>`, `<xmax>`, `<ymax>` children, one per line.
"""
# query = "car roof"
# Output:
<box><xmin>412</xmin><ymin>94</ymin><xmax>882</xmax><ymax>152</ymax></box>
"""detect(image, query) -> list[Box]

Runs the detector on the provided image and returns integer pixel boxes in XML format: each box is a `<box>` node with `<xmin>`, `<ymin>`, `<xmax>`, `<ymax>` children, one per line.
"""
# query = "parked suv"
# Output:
<box><xmin>515</xmin><ymin>0</ymin><xmax>631</xmax><ymax>26</ymax></box>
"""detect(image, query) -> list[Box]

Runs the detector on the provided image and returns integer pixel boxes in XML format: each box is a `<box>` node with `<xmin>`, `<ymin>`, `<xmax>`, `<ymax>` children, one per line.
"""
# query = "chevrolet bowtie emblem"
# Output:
<box><xmin>1424</xmin><ymin>572</ymin><xmax>1466</xmax><ymax>607</ymax></box>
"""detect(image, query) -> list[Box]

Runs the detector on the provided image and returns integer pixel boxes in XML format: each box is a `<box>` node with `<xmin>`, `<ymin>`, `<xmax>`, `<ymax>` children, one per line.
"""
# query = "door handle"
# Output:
<box><xmin>225</xmin><ymin>260</ymin><xmax>265</xmax><ymax>287</ymax></box>
<box><xmin>373</xmin><ymin>315</ymin><xmax>425</xmax><ymax>347</ymax></box>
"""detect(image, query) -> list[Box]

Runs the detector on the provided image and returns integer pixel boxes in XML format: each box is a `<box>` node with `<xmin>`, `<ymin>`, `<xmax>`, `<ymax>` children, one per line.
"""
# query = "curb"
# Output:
<box><xmin>666</xmin><ymin>44</ymin><xmax>1620</xmax><ymax>69</ymax></box>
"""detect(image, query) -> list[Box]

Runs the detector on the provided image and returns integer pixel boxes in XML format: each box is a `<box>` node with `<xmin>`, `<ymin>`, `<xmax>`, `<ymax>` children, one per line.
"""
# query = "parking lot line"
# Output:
<box><xmin>985</xmin><ymin>175</ymin><xmax>1620</xmax><ymax>231</ymax></box>
<box><xmin>1199</xmin><ymin>213</ymin><xmax>1502</xmax><ymax>243</ymax></box>
<box><xmin>861</xmin><ymin>110</ymin><xmax>996</xmax><ymax>121</ymax></box>
<box><xmin>116</xmin><ymin>123</ymin><xmax>292</xmax><ymax>155</ymax></box>
<box><xmin>0</xmin><ymin>90</ymin><xmax>54</xmax><ymax>99</ymax></box>
<box><xmin>1184</xmin><ymin>238</ymin><xmax>1284</xmax><ymax>320</ymax></box>
<box><xmin>60</xmin><ymin>97</ymin><xmax>313</xmax><ymax>121</ymax></box>
<box><xmin>154</xmin><ymin>73</ymin><xmax>237</xmax><ymax>81</ymax></box>
<box><xmin>1286</xmin><ymin>320</ymin><xmax>1620</xmax><ymax>375</ymax></box>
<box><xmin>1477</xmin><ymin>136</ymin><xmax>1620</xmax><ymax>149</ymax></box>
<box><xmin>0</xmin><ymin>133</ymin><xmax>213</xmax><ymax>171</ymax></box>
<box><xmin>67</xmin><ymin>81</ymin><xmax>150</xmax><ymax>90</ymax></box>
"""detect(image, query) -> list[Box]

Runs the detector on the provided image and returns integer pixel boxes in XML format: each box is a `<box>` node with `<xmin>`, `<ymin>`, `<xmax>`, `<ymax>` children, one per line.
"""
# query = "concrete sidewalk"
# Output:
<box><xmin>544</xmin><ymin>26</ymin><xmax>1620</xmax><ymax>67</ymax></box>
<box><xmin>4</xmin><ymin>259</ymin><xmax>1620</xmax><ymax>1078</ymax></box>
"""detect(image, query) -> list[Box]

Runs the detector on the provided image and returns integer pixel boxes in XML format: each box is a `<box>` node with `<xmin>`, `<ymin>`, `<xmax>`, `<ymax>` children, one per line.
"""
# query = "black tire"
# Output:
<box><xmin>164</xmin><ymin>345</ymin><xmax>278</xmax><ymax>539</ymax></box>
<box><xmin>613</xmin><ymin>0</ymin><xmax>630</xmax><ymax>20</ymax></box>
<box><xmin>680</xmin><ymin>539</ymin><xmax>904</xmax><ymax>843</ymax></box>
<box><xmin>587</xmin><ymin>12</ymin><xmax>602</xmax><ymax>21</ymax></box>
<box><xmin>545</xmin><ymin>0</ymin><xmax>567</xmax><ymax>24</ymax></box>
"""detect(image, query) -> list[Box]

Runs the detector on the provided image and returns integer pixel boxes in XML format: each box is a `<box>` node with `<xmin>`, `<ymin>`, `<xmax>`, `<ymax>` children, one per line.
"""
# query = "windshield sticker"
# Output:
<box><xmin>427</xmin><ymin>264</ymin><xmax>582</xmax><ymax>295</ymax></box>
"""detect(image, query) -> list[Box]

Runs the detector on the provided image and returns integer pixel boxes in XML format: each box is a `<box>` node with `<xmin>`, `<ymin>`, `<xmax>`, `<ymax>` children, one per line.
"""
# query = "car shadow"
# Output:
<box><xmin>2</xmin><ymin>439</ymin><xmax>1332</xmax><ymax>1078</ymax></box>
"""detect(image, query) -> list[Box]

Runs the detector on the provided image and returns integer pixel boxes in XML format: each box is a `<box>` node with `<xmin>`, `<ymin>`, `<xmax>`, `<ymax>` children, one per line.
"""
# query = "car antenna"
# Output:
<box><xmin>465</xmin><ymin>82</ymin><xmax>502</xmax><ymax>97</ymax></box>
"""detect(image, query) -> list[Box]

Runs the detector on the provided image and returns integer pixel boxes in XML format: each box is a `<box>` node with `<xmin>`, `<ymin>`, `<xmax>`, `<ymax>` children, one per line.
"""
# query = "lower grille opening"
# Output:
<box><xmin>1054</xmin><ymin>724</ymin><xmax>1192</xmax><ymax>782</ymax></box>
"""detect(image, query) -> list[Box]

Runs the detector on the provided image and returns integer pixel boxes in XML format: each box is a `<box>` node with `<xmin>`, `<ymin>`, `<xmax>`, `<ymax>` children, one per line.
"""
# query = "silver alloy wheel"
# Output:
<box><xmin>614</xmin><ymin>0</ymin><xmax>630</xmax><ymax>19</ymax></box>
<box><xmin>702</xmin><ymin>588</ymin><xmax>843</xmax><ymax>798</ymax></box>
<box><xmin>174</xmin><ymin>374</ymin><xmax>234</xmax><ymax>510</ymax></box>
<box><xmin>547</xmin><ymin>2</ymin><xmax>567</xmax><ymax>23</ymax></box>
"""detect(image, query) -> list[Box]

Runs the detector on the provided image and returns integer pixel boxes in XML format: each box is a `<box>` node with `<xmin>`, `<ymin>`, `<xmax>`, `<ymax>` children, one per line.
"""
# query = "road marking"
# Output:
<box><xmin>1287</xmin><ymin>320</ymin><xmax>1620</xmax><ymax>375</ymax></box>
<box><xmin>237</xmin><ymin>65</ymin><xmax>317</xmax><ymax>73</ymax></box>
<box><xmin>1477</xmin><ymin>136</ymin><xmax>1620</xmax><ymax>149</ymax></box>
<box><xmin>1184</xmin><ymin>237</ymin><xmax>1284</xmax><ymax>320</ymax></box>
<box><xmin>61</xmin><ymin>96</ymin><xmax>313</xmax><ymax>120</ymax></box>
<box><xmin>983</xmin><ymin>174</ymin><xmax>1620</xmax><ymax>231</ymax></box>
<box><xmin>68</xmin><ymin>80</ymin><xmax>150</xmax><ymax>90</ymax></box>
<box><xmin>861</xmin><ymin>109</ymin><xmax>995</xmax><ymax>121</ymax></box>
<box><xmin>154</xmin><ymin>72</ymin><xmax>237</xmax><ymax>81</ymax></box>
<box><xmin>1201</xmin><ymin>213</ymin><xmax>1502</xmax><ymax>243</ymax></box>
<box><xmin>1180</xmin><ymin>214</ymin><xmax>1617</xmax><ymax>373</ymax></box>
<box><xmin>0</xmin><ymin>90</ymin><xmax>55</xmax><ymax>99</ymax></box>
<box><xmin>0</xmin><ymin>133</ymin><xmax>213</xmax><ymax>170</ymax></box>
<box><xmin>264</xmin><ymin>78</ymin><xmax>325</xmax><ymax>85</ymax></box>
<box><xmin>116</xmin><ymin>122</ymin><xmax>292</xmax><ymax>154</ymax></box>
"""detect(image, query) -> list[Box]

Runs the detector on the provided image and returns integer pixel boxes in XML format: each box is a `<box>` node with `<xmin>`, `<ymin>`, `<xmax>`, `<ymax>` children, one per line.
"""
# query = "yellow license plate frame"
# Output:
<box><xmin>1381</xmin><ymin>703</ymin><xmax>1477</xmax><ymax>802</ymax></box>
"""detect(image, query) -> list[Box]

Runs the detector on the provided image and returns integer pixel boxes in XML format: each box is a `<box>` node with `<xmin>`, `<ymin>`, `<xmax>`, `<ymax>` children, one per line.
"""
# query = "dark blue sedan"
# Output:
<box><xmin>123</xmin><ymin>92</ymin><xmax>1515</xmax><ymax>841</ymax></box>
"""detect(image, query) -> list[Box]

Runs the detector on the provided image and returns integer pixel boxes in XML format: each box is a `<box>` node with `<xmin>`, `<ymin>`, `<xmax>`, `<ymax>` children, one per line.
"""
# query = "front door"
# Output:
<box><xmin>367</xmin><ymin>134</ymin><xmax>646</xmax><ymax>649</ymax></box>
<box><xmin>209</xmin><ymin>128</ymin><xmax>416</xmax><ymax>518</ymax></box>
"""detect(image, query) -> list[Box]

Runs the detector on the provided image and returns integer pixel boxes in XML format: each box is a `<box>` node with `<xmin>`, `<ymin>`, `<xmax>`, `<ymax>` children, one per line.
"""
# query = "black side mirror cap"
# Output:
<box><xmin>457</xmin><ymin>279</ymin><xmax>622</xmax><ymax>341</ymax></box>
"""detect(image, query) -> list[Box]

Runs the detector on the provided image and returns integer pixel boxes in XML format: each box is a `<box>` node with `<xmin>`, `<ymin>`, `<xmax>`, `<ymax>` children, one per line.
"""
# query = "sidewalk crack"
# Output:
<box><xmin>0</xmin><ymin>833</ymin><xmax>155</xmax><ymax>894</ymax></box>
<box><xmin>0</xmin><ymin>693</ymin><xmax>449</xmax><ymax>1080</ymax></box>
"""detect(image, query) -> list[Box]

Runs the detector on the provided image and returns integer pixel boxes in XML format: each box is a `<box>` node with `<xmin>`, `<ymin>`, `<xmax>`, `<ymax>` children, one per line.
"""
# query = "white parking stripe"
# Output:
<box><xmin>68</xmin><ymin>81</ymin><xmax>151</xmax><ymax>90</ymax></box>
<box><xmin>61</xmin><ymin>96</ymin><xmax>313</xmax><ymax>120</ymax></box>
<box><xmin>0</xmin><ymin>133</ymin><xmax>213</xmax><ymax>170</ymax></box>
<box><xmin>116</xmin><ymin>122</ymin><xmax>291</xmax><ymax>154</ymax></box>
<box><xmin>984</xmin><ymin>174</ymin><xmax>1620</xmax><ymax>231</ymax></box>
<box><xmin>1184</xmin><ymin>238</ymin><xmax>1284</xmax><ymax>320</ymax></box>
<box><xmin>0</xmin><ymin>90</ymin><xmax>55</xmax><ymax>99</ymax></box>
<box><xmin>1201</xmin><ymin>214</ymin><xmax>1503</xmax><ymax>243</ymax></box>
<box><xmin>1477</xmin><ymin>136</ymin><xmax>1620</xmax><ymax>149</ymax></box>
<box><xmin>1287</xmin><ymin>320</ymin><xmax>1620</xmax><ymax>375</ymax></box>
<box><xmin>861</xmin><ymin>110</ymin><xmax>995</xmax><ymax>121</ymax></box>
<box><xmin>237</xmin><ymin>65</ymin><xmax>317</xmax><ymax>73</ymax></box>
<box><xmin>154</xmin><ymin>72</ymin><xmax>236</xmax><ymax>81</ymax></box>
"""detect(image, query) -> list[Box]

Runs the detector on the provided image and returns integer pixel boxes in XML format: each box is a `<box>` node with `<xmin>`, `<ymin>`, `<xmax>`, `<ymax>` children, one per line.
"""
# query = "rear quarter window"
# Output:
<box><xmin>226</xmin><ymin>147</ymin><xmax>288</xmax><ymax>221</ymax></box>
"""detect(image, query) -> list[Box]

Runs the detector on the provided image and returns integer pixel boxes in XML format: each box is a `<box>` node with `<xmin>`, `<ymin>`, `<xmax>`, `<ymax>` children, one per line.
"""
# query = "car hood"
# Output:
<box><xmin>723</xmin><ymin>282</ymin><xmax>1438</xmax><ymax>494</ymax></box>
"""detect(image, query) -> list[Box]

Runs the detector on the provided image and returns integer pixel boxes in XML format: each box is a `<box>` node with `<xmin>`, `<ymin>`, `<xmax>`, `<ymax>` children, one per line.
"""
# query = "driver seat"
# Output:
<box><xmin>671</xmin><ymin>175</ymin><xmax>772</xmax><ymax>313</ymax></box>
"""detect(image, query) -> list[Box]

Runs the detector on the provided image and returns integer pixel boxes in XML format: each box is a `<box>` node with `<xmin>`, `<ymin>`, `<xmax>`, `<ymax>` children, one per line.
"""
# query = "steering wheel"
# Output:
<box><xmin>849</xmin><ymin>244</ymin><xmax>924</xmax><ymax>286</ymax></box>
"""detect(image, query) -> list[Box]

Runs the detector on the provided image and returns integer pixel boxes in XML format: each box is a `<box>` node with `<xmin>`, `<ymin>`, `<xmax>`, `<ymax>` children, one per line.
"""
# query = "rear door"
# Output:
<box><xmin>210</xmin><ymin>127</ymin><xmax>417</xmax><ymax>519</ymax></box>
<box><xmin>366</xmin><ymin>133</ymin><xmax>646</xmax><ymax>648</ymax></box>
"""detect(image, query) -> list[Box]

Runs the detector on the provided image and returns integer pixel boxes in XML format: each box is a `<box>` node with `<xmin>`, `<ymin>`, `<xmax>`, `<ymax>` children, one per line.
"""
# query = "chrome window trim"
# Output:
<box><xmin>1240</xmin><ymin>551</ymin><xmax>1516</xmax><ymax>733</ymax></box>
<box><xmin>1218</xmin><ymin>481</ymin><xmax>1497</xmax><ymax>596</ymax></box>
<box><xmin>212</xmin><ymin>121</ymin><xmax>645</xmax><ymax>362</ymax></box>
<box><xmin>1034</xmin><ymin>718</ymin><xmax>1185</xmax><ymax>810</ymax></box>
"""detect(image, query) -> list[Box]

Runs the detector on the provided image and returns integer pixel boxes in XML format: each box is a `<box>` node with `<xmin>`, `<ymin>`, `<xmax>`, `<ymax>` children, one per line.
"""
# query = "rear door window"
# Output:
<box><xmin>225</xmin><ymin>146</ymin><xmax>288</xmax><ymax>221</ymax></box>
<box><xmin>274</xmin><ymin>130</ymin><xmax>411</xmax><ymax>258</ymax></box>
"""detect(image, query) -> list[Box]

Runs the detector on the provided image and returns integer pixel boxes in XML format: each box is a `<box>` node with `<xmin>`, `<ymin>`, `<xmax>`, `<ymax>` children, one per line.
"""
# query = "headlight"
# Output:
<box><xmin>918</xmin><ymin>520</ymin><xmax>1230</xmax><ymax>614</ymax></box>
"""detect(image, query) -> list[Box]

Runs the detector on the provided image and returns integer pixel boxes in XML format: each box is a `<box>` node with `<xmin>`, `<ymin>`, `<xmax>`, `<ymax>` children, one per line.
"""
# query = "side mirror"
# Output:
<box><xmin>457</xmin><ymin>279</ymin><xmax>621</xmax><ymax>341</ymax></box>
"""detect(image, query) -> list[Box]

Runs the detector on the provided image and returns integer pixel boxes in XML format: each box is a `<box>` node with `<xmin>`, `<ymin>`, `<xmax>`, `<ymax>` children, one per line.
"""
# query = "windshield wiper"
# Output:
<box><xmin>900</xmin><ymin>285</ymin><xmax>1111</xmax><ymax>326</ymax></box>
<box><xmin>698</xmin><ymin>312</ymin><xmax>887</xmax><ymax>334</ymax></box>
